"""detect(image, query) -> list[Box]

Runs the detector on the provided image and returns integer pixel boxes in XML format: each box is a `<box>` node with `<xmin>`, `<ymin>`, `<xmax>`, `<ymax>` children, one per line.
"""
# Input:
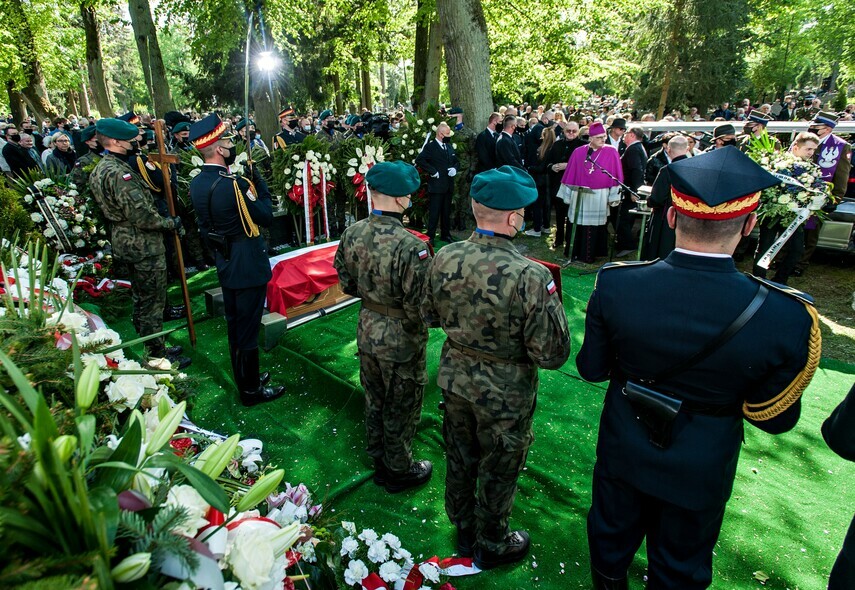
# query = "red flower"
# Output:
<box><xmin>439</xmin><ymin>584</ymin><xmax>457</xmax><ymax>590</ymax></box>
<box><xmin>170</xmin><ymin>437</ymin><xmax>196</xmax><ymax>457</ymax></box>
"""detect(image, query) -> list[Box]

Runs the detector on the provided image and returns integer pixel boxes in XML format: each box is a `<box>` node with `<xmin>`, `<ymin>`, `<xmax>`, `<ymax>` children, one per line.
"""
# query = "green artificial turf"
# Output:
<box><xmin>99</xmin><ymin>265</ymin><xmax>853</xmax><ymax>589</ymax></box>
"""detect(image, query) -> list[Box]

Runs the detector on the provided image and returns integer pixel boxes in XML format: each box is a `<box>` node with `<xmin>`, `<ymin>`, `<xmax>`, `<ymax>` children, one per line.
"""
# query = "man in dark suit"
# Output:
<box><xmin>777</xmin><ymin>98</ymin><xmax>798</xmax><ymax>121</ymax></box>
<box><xmin>495</xmin><ymin>115</ymin><xmax>524</xmax><ymax>169</ymax></box>
<box><xmin>415</xmin><ymin>121</ymin><xmax>459</xmax><ymax>244</ymax></box>
<box><xmin>641</xmin><ymin>135</ymin><xmax>689</xmax><ymax>261</ymax></box>
<box><xmin>577</xmin><ymin>147</ymin><xmax>820</xmax><ymax>589</ymax></box>
<box><xmin>615</xmin><ymin>126</ymin><xmax>647</xmax><ymax>255</ymax></box>
<box><xmin>188</xmin><ymin>114</ymin><xmax>285</xmax><ymax>407</ymax></box>
<box><xmin>606</xmin><ymin>118</ymin><xmax>626</xmax><ymax>154</ymax></box>
<box><xmin>711</xmin><ymin>102</ymin><xmax>733</xmax><ymax>120</ymax></box>
<box><xmin>474</xmin><ymin>112</ymin><xmax>501</xmax><ymax>173</ymax></box>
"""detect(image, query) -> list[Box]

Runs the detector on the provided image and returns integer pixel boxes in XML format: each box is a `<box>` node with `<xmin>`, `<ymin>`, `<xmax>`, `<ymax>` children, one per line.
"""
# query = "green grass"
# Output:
<box><xmin>94</xmin><ymin>233</ymin><xmax>854</xmax><ymax>589</ymax></box>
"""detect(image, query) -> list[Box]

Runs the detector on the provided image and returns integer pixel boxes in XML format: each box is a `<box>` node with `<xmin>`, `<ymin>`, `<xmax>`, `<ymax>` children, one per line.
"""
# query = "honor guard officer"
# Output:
<box><xmin>421</xmin><ymin>166</ymin><xmax>571</xmax><ymax>570</ymax></box>
<box><xmin>577</xmin><ymin>147</ymin><xmax>821</xmax><ymax>590</ymax></box>
<box><xmin>273</xmin><ymin>107</ymin><xmax>304</xmax><ymax>149</ymax></box>
<box><xmin>333</xmin><ymin>161</ymin><xmax>434</xmax><ymax>493</ymax></box>
<box><xmin>188</xmin><ymin>114</ymin><xmax>285</xmax><ymax>407</ymax></box>
<box><xmin>88</xmin><ymin>118</ymin><xmax>191</xmax><ymax>367</ymax></box>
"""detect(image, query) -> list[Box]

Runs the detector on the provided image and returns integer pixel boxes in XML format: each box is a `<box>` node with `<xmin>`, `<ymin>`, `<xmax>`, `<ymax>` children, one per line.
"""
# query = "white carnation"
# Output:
<box><xmin>358</xmin><ymin>529</ymin><xmax>378</xmax><ymax>543</ymax></box>
<box><xmin>379</xmin><ymin>560</ymin><xmax>402</xmax><ymax>582</ymax></box>
<box><xmin>418</xmin><ymin>562</ymin><xmax>441</xmax><ymax>583</ymax></box>
<box><xmin>343</xmin><ymin>559</ymin><xmax>368</xmax><ymax>586</ymax></box>
<box><xmin>340</xmin><ymin>536</ymin><xmax>359</xmax><ymax>558</ymax></box>
<box><xmin>30</xmin><ymin>212</ymin><xmax>43</xmax><ymax>223</ymax></box>
<box><xmin>367</xmin><ymin>539</ymin><xmax>390</xmax><ymax>563</ymax></box>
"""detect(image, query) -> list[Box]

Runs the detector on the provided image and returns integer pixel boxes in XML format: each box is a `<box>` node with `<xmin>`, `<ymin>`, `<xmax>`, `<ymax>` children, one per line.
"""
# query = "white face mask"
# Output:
<box><xmin>303</xmin><ymin>125</ymin><xmax>312</xmax><ymax>132</ymax></box>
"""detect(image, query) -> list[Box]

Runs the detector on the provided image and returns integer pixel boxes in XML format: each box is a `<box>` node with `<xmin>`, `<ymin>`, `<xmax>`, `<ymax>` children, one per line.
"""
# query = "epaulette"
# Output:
<box><xmin>746</xmin><ymin>274</ymin><xmax>814</xmax><ymax>306</ymax></box>
<box><xmin>595</xmin><ymin>259</ymin><xmax>657</xmax><ymax>289</ymax></box>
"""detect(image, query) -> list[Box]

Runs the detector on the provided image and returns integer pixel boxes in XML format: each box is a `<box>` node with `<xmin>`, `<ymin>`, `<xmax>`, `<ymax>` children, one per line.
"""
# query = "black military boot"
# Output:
<box><xmin>591</xmin><ymin>567</ymin><xmax>629</xmax><ymax>590</ymax></box>
<box><xmin>456</xmin><ymin>526</ymin><xmax>476</xmax><ymax>558</ymax></box>
<box><xmin>230</xmin><ymin>343</ymin><xmax>268</xmax><ymax>385</ymax></box>
<box><xmin>373</xmin><ymin>459</ymin><xmax>387</xmax><ymax>486</ymax></box>
<box><xmin>474</xmin><ymin>530</ymin><xmax>530</xmax><ymax>570</ymax></box>
<box><xmin>383</xmin><ymin>460</ymin><xmax>432</xmax><ymax>493</ymax></box>
<box><xmin>146</xmin><ymin>343</ymin><xmax>192</xmax><ymax>370</ymax></box>
<box><xmin>237</xmin><ymin>348</ymin><xmax>284</xmax><ymax>407</ymax></box>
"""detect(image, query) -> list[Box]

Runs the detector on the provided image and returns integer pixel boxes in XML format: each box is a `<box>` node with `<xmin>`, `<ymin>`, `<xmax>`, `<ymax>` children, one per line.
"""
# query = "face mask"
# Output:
<box><xmin>287</xmin><ymin>120</ymin><xmax>298</xmax><ymax>129</ymax></box>
<box><xmin>722</xmin><ymin>139</ymin><xmax>737</xmax><ymax>146</ymax></box>
<box><xmin>129</xmin><ymin>140</ymin><xmax>141</xmax><ymax>154</ymax></box>
<box><xmin>303</xmin><ymin>125</ymin><xmax>312</xmax><ymax>132</ymax></box>
<box><xmin>94</xmin><ymin>142</ymin><xmax>105</xmax><ymax>153</ymax></box>
<box><xmin>248</xmin><ymin>130</ymin><xmax>257</xmax><ymax>141</ymax></box>
<box><xmin>392</xmin><ymin>123</ymin><xmax>400</xmax><ymax>130</ymax></box>
<box><xmin>493</xmin><ymin>123</ymin><xmax>501</xmax><ymax>132</ymax></box>
<box><xmin>222</xmin><ymin>146</ymin><xmax>237</xmax><ymax>166</ymax></box>
<box><xmin>510</xmin><ymin>213</ymin><xmax>524</xmax><ymax>236</ymax></box>
<box><xmin>326</xmin><ymin>120</ymin><xmax>336</xmax><ymax>130</ymax></box>
<box><xmin>808</xmin><ymin>127</ymin><xmax>821</xmax><ymax>134</ymax></box>
<box><xmin>442</xmin><ymin>136</ymin><xmax>451</xmax><ymax>144</ymax></box>
<box><xmin>8</xmin><ymin>133</ymin><xmax>20</xmax><ymax>142</ymax></box>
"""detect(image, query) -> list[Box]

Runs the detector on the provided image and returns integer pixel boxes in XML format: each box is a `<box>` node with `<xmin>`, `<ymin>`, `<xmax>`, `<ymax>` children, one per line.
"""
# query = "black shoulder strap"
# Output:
<box><xmin>651</xmin><ymin>284</ymin><xmax>769</xmax><ymax>384</ymax></box>
<box><xmin>206</xmin><ymin>175</ymin><xmax>225</xmax><ymax>233</ymax></box>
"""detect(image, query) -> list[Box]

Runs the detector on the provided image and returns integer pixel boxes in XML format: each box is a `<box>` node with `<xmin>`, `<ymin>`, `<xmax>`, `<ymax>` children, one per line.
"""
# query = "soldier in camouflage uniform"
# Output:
<box><xmin>315</xmin><ymin>109</ymin><xmax>348</xmax><ymax>234</ymax></box>
<box><xmin>334</xmin><ymin>160</ymin><xmax>434</xmax><ymax>493</ymax></box>
<box><xmin>448</xmin><ymin>107</ymin><xmax>478</xmax><ymax>231</ymax></box>
<box><xmin>421</xmin><ymin>165</ymin><xmax>571</xmax><ymax>569</ymax></box>
<box><xmin>88</xmin><ymin>118</ymin><xmax>191</xmax><ymax>368</ymax></box>
<box><xmin>70</xmin><ymin>125</ymin><xmax>102</xmax><ymax>188</ymax></box>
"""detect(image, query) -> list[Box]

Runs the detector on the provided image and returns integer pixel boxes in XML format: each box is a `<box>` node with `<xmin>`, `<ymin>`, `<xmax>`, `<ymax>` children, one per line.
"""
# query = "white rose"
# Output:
<box><xmin>306</xmin><ymin>150</ymin><xmax>315</xmax><ymax>159</ymax></box>
<box><xmin>408</xmin><ymin>150</ymin><xmax>414</xmax><ymax>155</ymax></box>
<box><xmin>292</xmin><ymin>154</ymin><xmax>300</xmax><ymax>161</ymax></box>
<box><xmin>452</xmin><ymin>143</ymin><xmax>457</xmax><ymax>149</ymax></box>
<box><xmin>45</xmin><ymin>196</ymin><xmax>57</xmax><ymax>206</ymax></box>
<box><xmin>778</xmin><ymin>195</ymin><xmax>791</xmax><ymax>204</ymax></box>
<box><xmin>431</xmin><ymin>125</ymin><xmax>437</xmax><ymax>131</ymax></box>
<box><xmin>418</xmin><ymin>562</ymin><xmax>441</xmax><ymax>583</ymax></box>
<box><xmin>296</xmin><ymin>170</ymin><xmax>303</xmax><ymax>179</ymax></box>
<box><xmin>46</xmin><ymin>311</ymin><xmax>88</xmax><ymax>332</ymax></box>
<box><xmin>72</xmin><ymin>226</ymin><xmax>83</xmax><ymax>234</ymax></box>
<box><xmin>59</xmin><ymin>219</ymin><xmax>68</xmax><ymax>229</ymax></box>
<box><xmin>379</xmin><ymin>560</ymin><xmax>402</xmax><ymax>582</ymax></box>
<box><xmin>164</xmin><ymin>485</ymin><xmax>210</xmax><ymax>537</ymax></box>
<box><xmin>325</xmin><ymin>153</ymin><xmax>330</xmax><ymax>161</ymax></box>
<box><xmin>403</xmin><ymin>134</ymin><xmax>408</xmax><ymax>139</ymax></box>
<box><xmin>284</xmin><ymin>168</ymin><xmax>291</xmax><ymax>175</ymax></box>
<box><xmin>106</xmin><ymin>376</ymin><xmax>145</xmax><ymax>411</ymax></box>
<box><xmin>24</xmin><ymin>194</ymin><xmax>33</xmax><ymax>204</ymax></box>
<box><xmin>367</xmin><ymin>539</ymin><xmax>390</xmax><ymax>563</ymax></box>
<box><xmin>30</xmin><ymin>212</ymin><xmax>43</xmax><ymax>223</ymax></box>
<box><xmin>75</xmin><ymin>239</ymin><xmax>85</xmax><ymax>248</ymax></box>
<box><xmin>225</xmin><ymin>527</ymin><xmax>274</xmax><ymax>590</ymax></box>
<box><xmin>118</xmin><ymin>359</ymin><xmax>143</xmax><ymax>371</ymax></box>
<box><xmin>427</xmin><ymin>117</ymin><xmax>435</xmax><ymax>124</ymax></box>
<box><xmin>340</xmin><ymin>536</ymin><xmax>359</xmax><ymax>558</ymax></box>
<box><xmin>343</xmin><ymin>559</ymin><xmax>368</xmax><ymax>586</ymax></box>
<box><xmin>67</xmin><ymin>190</ymin><xmax>79</xmax><ymax>197</ymax></box>
<box><xmin>44</xmin><ymin>228</ymin><xmax>56</xmax><ymax>237</ymax></box>
<box><xmin>75</xmin><ymin>214</ymin><xmax>84</xmax><ymax>222</ymax></box>
<box><xmin>417</xmin><ymin>119</ymin><xmax>424</xmax><ymax>126</ymax></box>
<box><xmin>358</xmin><ymin>529</ymin><xmax>378</xmax><ymax>543</ymax></box>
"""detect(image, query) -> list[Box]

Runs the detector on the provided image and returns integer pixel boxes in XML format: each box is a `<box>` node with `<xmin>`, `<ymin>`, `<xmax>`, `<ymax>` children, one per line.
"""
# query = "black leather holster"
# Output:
<box><xmin>623</xmin><ymin>380</ymin><xmax>682</xmax><ymax>449</ymax></box>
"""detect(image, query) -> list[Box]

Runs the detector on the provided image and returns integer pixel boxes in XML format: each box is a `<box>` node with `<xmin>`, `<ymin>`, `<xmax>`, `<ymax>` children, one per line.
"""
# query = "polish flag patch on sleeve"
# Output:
<box><xmin>122</xmin><ymin>173</ymin><xmax>132</xmax><ymax>181</ymax></box>
<box><xmin>418</xmin><ymin>249</ymin><xmax>429</xmax><ymax>260</ymax></box>
<box><xmin>547</xmin><ymin>279</ymin><xmax>557</xmax><ymax>295</ymax></box>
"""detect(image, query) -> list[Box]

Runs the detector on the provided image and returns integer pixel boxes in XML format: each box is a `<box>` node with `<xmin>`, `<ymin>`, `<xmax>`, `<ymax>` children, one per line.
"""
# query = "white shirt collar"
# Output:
<box><xmin>674</xmin><ymin>247</ymin><xmax>732</xmax><ymax>259</ymax></box>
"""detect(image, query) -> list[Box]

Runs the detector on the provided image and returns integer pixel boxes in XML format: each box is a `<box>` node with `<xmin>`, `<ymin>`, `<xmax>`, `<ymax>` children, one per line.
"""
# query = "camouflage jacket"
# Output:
<box><xmin>88</xmin><ymin>153</ymin><xmax>176</xmax><ymax>260</ymax></box>
<box><xmin>315</xmin><ymin>128</ymin><xmax>346</xmax><ymax>149</ymax></box>
<box><xmin>70</xmin><ymin>150</ymin><xmax>100</xmax><ymax>188</ymax></box>
<box><xmin>421</xmin><ymin>231</ymin><xmax>571</xmax><ymax>408</ymax></box>
<box><xmin>334</xmin><ymin>212</ymin><xmax>431</xmax><ymax>363</ymax></box>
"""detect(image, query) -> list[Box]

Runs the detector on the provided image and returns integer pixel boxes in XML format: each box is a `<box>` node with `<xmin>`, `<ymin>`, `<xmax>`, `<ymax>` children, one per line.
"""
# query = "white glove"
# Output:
<box><xmin>432</xmin><ymin>172</ymin><xmax>440</xmax><ymax>178</ymax></box>
<box><xmin>447</xmin><ymin>167</ymin><xmax>457</xmax><ymax>177</ymax></box>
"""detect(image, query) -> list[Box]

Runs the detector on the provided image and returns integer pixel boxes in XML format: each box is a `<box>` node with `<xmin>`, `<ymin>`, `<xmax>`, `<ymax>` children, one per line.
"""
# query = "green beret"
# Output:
<box><xmin>235</xmin><ymin>119</ymin><xmax>254</xmax><ymax>131</ymax></box>
<box><xmin>366</xmin><ymin>161</ymin><xmax>421</xmax><ymax>197</ymax></box>
<box><xmin>470</xmin><ymin>166</ymin><xmax>537</xmax><ymax>210</ymax></box>
<box><xmin>449</xmin><ymin>107</ymin><xmax>463</xmax><ymax>115</ymax></box>
<box><xmin>318</xmin><ymin>109</ymin><xmax>333</xmax><ymax>122</ymax></box>
<box><xmin>173</xmin><ymin>121</ymin><xmax>191</xmax><ymax>133</ymax></box>
<box><xmin>80</xmin><ymin>125</ymin><xmax>97</xmax><ymax>142</ymax></box>
<box><xmin>95</xmin><ymin>118</ymin><xmax>140</xmax><ymax>141</ymax></box>
<box><xmin>346</xmin><ymin>114</ymin><xmax>359</xmax><ymax>126</ymax></box>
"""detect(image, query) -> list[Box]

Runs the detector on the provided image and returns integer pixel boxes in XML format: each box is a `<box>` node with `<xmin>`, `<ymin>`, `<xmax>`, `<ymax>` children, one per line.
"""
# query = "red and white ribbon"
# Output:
<box><xmin>320</xmin><ymin>167</ymin><xmax>330</xmax><ymax>238</ymax></box>
<box><xmin>302</xmin><ymin>160</ymin><xmax>314</xmax><ymax>244</ymax></box>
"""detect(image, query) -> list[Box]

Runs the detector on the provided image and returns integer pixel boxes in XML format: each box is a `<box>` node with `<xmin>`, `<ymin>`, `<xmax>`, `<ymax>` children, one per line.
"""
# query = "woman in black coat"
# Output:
<box><xmin>545</xmin><ymin>122</ymin><xmax>585</xmax><ymax>254</ymax></box>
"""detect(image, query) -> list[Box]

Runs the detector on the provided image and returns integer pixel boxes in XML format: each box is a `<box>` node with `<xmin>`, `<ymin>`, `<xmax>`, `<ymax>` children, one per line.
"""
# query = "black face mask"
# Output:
<box><xmin>442</xmin><ymin>136</ymin><xmax>451</xmax><ymax>144</ymax></box>
<box><xmin>128</xmin><ymin>140</ymin><xmax>141</xmax><ymax>155</ymax></box>
<box><xmin>94</xmin><ymin>142</ymin><xmax>105</xmax><ymax>153</ymax></box>
<box><xmin>808</xmin><ymin>127</ymin><xmax>821</xmax><ymax>134</ymax></box>
<box><xmin>326</xmin><ymin>120</ymin><xmax>337</xmax><ymax>130</ymax></box>
<box><xmin>222</xmin><ymin>146</ymin><xmax>237</xmax><ymax>166</ymax></box>
<box><xmin>544</xmin><ymin>120</ymin><xmax>553</xmax><ymax>128</ymax></box>
<box><xmin>8</xmin><ymin>133</ymin><xmax>20</xmax><ymax>142</ymax></box>
<box><xmin>493</xmin><ymin>123</ymin><xmax>501</xmax><ymax>132</ymax></box>
<box><xmin>722</xmin><ymin>139</ymin><xmax>737</xmax><ymax>147</ymax></box>
<box><xmin>287</xmin><ymin>119</ymin><xmax>298</xmax><ymax>130</ymax></box>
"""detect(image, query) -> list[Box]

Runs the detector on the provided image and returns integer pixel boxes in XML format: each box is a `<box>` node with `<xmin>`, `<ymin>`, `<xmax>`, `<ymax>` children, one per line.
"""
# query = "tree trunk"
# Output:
<box><xmin>379</xmin><ymin>62</ymin><xmax>387</xmax><ymax>109</ymax></box>
<box><xmin>79</xmin><ymin>77</ymin><xmax>92</xmax><ymax>115</ymax></box>
<box><xmin>360</xmin><ymin>61</ymin><xmax>371</xmax><ymax>111</ymax></box>
<box><xmin>828</xmin><ymin>61</ymin><xmax>840</xmax><ymax>93</ymax></box>
<box><xmin>437</xmin><ymin>0</ymin><xmax>493</xmax><ymax>131</ymax></box>
<box><xmin>411</xmin><ymin>0</ymin><xmax>430</xmax><ymax>110</ymax></box>
<box><xmin>80</xmin><ymin>3</ymin><xmax>114</xmax><ymax>117</ymax></box>
<box><xmin>656</xmin><ymin>0</ymin><xmax>684</xmax><ymax>119</ymax></box>
<box><xmin>7</xmin><ymin>0</ymin><xmax>58</xmax><ymax>122</ymax></box>
<box><xmin>127</xmin><ymin>0</ymin><xmax>175</xmax><ymax>116</ymax></box>
<box><xmin>252</xmin><ymin>74</ymin><xmax>280</xmax><ymax>149</ymax></box>
<box><xmin>6</xmin><ymin>80</ymin><xmax>27</xmax><ymax>125</ymax></box>
<box><xmin>67</xmin><ymin>91</ymin><xmax>79</xmax><ymax>116</ymax></box>
<box><xmin>332</xmin><ymin>71</ymin><xmax>344</xmax><ymax>114</ymax></box>
<box><xmin>424</xmin><ymin>17</ymin><xmax>443</xmax><ymax>107</ymax></box>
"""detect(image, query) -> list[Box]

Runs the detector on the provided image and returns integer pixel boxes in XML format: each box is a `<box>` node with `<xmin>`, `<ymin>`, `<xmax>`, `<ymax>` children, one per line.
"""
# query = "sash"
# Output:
<box><xmin>815</xmin><ymin>135</ymin><xmax>846</xmax><ymax>181</ymax></box>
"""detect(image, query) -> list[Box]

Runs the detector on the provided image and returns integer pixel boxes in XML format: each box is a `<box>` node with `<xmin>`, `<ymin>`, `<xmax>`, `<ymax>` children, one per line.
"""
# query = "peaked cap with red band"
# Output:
<box><xmin>668</xmin><ymin>146</ymin><xmax>780</xmax><ymax>220</ymax></box>
<box><xmin>117</xmin><ymin>111</ymin><xmax>141</xmax><ymax>126</ymax></box>
<box><xmin>189</xmin><ymin>113</ymin><xmax>230</xmax><ymax>149</ymax></box>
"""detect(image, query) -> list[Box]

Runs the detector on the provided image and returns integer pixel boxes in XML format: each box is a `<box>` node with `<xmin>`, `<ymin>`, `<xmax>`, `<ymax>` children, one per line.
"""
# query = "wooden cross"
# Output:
<box><xmin>148</xmin><ymin>119</ymin><xmax>196</xmax><ymax>347</ymax></box>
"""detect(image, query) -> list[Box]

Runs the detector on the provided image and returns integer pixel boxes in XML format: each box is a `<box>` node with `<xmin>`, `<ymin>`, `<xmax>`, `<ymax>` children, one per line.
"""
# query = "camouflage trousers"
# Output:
<box><xmin>359</xmin><ymin>350</ymin><xmax>427</xmax><ymax>473</ymax></box>
<box><xmin>125</xmin><ymin>255</ymin><xmax>167</xmax><ymax>352</ymax></box>
<box><xmin>442</xmin><ymin>389</ymin><xmax>536</xmax><ymax>552</ymax></box>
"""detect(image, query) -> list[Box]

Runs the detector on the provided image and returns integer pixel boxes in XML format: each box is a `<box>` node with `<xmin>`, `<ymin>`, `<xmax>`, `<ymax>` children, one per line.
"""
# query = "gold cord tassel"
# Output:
<box><xmin>743</xmin><ymin>304</ymin><xmax>821</xmax><ymax>421</ymax></box>
<box><xmin>136</xmin><ymin>158</ymin><xmax>161</xmax><ymax>192</ymax></box>
<box><xmin>234</xmin><ymin>180</ymin><xmax>260</xmax><ymax>238</ymax></box>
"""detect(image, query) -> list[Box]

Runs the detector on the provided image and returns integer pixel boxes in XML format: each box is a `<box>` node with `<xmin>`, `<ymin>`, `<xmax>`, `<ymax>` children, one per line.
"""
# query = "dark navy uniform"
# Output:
<box><xmin>190</xmin><ymin>163</ymin><xmax>273</xmax><ymax>350</ymax></box>
<box><xmin>823</xmin><ymin>383</ymin><xmax>855</xmax><ymax>590</ymax></box>
<box><xmin>577</xmin><ymin>148</ymin><xmax>821</xmax><ymax>589</ymax></box>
